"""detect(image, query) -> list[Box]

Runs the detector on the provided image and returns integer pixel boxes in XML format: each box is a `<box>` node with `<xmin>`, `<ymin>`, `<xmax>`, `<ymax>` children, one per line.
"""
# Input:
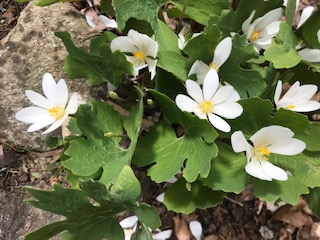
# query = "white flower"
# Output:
<box><xmin>242</xmin><ymin>8</ymin><xmax>283</xmax><ymax>51</ymax></box>
<box><xmin>188</xmin><ymin>37</ymin><xmax>232</xmax><ymax>84</ymax></box>
<box><xmin>110</xmin><ymin>29</ymin><xmax>158</xmax><ymax>80</ymax></box>
<box><xmin>85</xmin><ymin>11</ymin><xmax>118</xmax><ymax>29</ymax></box>
<box><xmin>15</xmin><ymin>73</ymin><xmax>78</xmax><ymax>134</ymax></box>
<box><xmin>297</xmin><ymin>6</ymin><xmax>314</xmax><ymax>28</ymax></box>
<box><xmin>177</xmin><ymin>25</ymin><xmax>202</xmax><ymax>50</ymax></box>
<box><xmin>119</xmin><ymin>215</ymin><xmax>138</xmax><ymax>240</ymax></box>
<box><xmin>231</xmin><ymin>126</ymin><xmax>306</xmax><ymax>181</ymax></box>
<box><xmin>175</xmin><ymin>69</ymin><xmax>243</xmax><ymax>132</ymax></box>
<box><xmin>297</xmin><ymin>29</ymin><xmax>320</xmax><ymax>62</ymax></box>
<box><xmin>274</xmin><ymin>80</ymin><xmax>320</xmax><ymax>112</ymax></box>
<box><xmin>152</xmin><ymin>229</ymin><xmax>172</xmax><ymax>240</ymax></box>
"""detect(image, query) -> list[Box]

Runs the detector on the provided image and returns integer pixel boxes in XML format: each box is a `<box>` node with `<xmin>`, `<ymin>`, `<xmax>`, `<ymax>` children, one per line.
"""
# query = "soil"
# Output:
<box><xmin>1</xmin><ymin>0</ymin><xmax>320</xmax><ymax>240</ymax></box>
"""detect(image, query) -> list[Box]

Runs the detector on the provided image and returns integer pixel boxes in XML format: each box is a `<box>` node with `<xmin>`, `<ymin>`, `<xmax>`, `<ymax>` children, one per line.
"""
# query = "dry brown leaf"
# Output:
<box><xmin>0</xmin><ymin>35</ymin><xmax>9</xmax><ymax>45</ymax></box>
<box><xmin>204</xmin><ymin>235</ymin><xmax>219</xmax><ymax>240</ymax></box>
<box><xmin>271</xmin><ymin>198</ymin><xmax>313</xmax><ymax>228</ymax></box>
<box><xmin>173</xmin><ymin>214</ymin><xmax>193</xmax><ymax>240</ymax></box>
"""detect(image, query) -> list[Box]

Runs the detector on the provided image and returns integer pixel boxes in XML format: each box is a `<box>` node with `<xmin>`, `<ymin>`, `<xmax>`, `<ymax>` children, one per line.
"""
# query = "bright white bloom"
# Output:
<box><xmin>188</xmin><ymin>37</ymin><xmax>232</xmax><ymax>84</ymax></box>
<box><xmin>85</xmin><ymin>11</ymin><xmax>118</xmax><ymax>29</ymax></box>
<box><xmin>175</xmin><ymin>69</ymin><xmax>243</xmax><ymax>132</ymax></box>
<box><xmin>110</xmin><ymin>29</ymin><xmax>158</xmax><ymax>79</ymax></box>
<box><xmin>242</xmin><ymin>8</ymin><xmax>283</xmax><ymax>51</ymax></box>
<box><xmin>297</xmin><ymin>29</ymin><xmax>320</xmax><ymax>62</ymax></box>
<box><xmin>297</xmin><ymin>6</ymin><xmax>314</xmax><ymax>28</ymax></box>
<box><xmin>274</xmin><ymin>80</ymin><xmax>320</xmax><ymax>112</ymax></box>
<box><xmin>189</xmin><ymin>221</ymin><xmax>202</xmax><ymax>240</ymax></box>
<box><xmin>120</xmin><ymin>215</ymin><xmax>138</xmax><ymax>240</ymax></box>
<box><xmin>231</xmin><ymin>126</ymin><xmax>306</xmax><ymax>181</ymax></box>
<box><xmin>15</xmin><ymin>73</ymin><xmax>78</xmax><ymax>134</ymax></box>
<box><xmin>152</xmin><ymin>229</ymin><xmax>172</xmax><ymax>240</ymax></box>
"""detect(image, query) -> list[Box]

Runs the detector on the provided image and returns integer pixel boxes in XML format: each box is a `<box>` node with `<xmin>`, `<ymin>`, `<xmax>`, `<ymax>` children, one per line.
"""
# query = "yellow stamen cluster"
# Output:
<box><xmin>253</xmin><ymin>145</ymin><xmax>271</xmax><ymax>161</ymax></box>
<box><xmin>48</xmin><ymin>106</ymin><xmax>65</xmax><ymax>120</ymax></box>
<box><xmin>209</xmin><ymin>62</ymin><xmax>220</xmax><ymax>72</ymax></box>
<box><xmin>199</xmin><ymin>100</ymin><xmax>213</xmax><ymax>114</ymax></box>
<box><xmin>286</xmin><ymin>104</ymin><xmax>295</xmax><ymax>109</ymax></box>
<box><xmin>134</xmin><ymin>51</ymin><xmax>146</xmax><ymax>62</ymax></box>
<box><xmin>248</xmin><ymin>29</ymin><xmax>261</xmax><ymax>42</ymax></box>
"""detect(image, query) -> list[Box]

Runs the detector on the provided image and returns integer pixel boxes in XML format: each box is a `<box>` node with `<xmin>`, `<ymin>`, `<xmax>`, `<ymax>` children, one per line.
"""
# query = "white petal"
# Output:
<box><xmin>259</xmin><ymin>21</ymin><xmax>281</xmax><ymax>38</ymax></box>
<box><xmin>146</xmin><ymin>58</ymin><xmax>157</xmax><ymax>80</ymax></box>
<box><xmin>152</xmin><ymin>230</ymin><xmax>172</xmax><ymax>240</ymax></box>
<box><xmin>317</xmin><ymin>29</ymin><xmax>320</xmax><ymax>43</ymax></box>
<box><xmin>255</xmin><ymin>8</ymin><xmax>283</xmax><ymax>31</ymax></box>
<box><xmin>56</xmin><ymin>79</ymin><xmax>68</xmax><ymax>108</ymax></box>
<box><xmin>260</xmin><ymin>160</ymin><xmax>288</xmax><ymax>181</ymax></box>
<box><xmin>110</xmin><ymin>37</ymin><xmax>137</xmax><ymax>53</ymax></box>
<box><xmin>175</xmin><ymin>94</ymin><xmax>199</xmax><ymax>112</ymax></box>
<box><xmin>85</xmin><ymin>12</ymin><xmax>96</xmax><ymax>27</ymax></box>
<box><xmin>42</xmin><ymin>73</ymin><xmax>59</xmax><ymax>106</ymax></box>
<box><xmin>156</xmin><ymin>193</ymin><xmax>165</xmax><ymax>203</ymax></box>
<box><xmin>294</xmin><ymin>84</ymin><xmax>318</xmax><ymax>101</ymax></box>
<box><xmin>207</xmin><ymin>113</ymin><xmax>231</xmax><ymax>132</ymax></box>
<box><xmin>99</xmin><ymin>15</ymin><xmax>118</xmax><ymax>28</ymax></box>
<box><xmin>281</xmin><ymin>81</ymin><xmax>300</xmax><ymax>99</ymax></box>
<box><xmin>297</xmin><ymin>6</ymin><xmax>314</xmax><ymax>28</ymax></box>
<box><xmin>203</xmin><ymin>69</ymin><xmax>219</xmax><ymax>101</ymax></box>
<box><xmin>242</xmin><ymin>10</ymin><xmax>256</xmax><ymax>33</ymax></box>
<box><xmin>128</xmin><ymin>29</ymin><xmax>158</xmax><ymax>58</ymax></box>
<box><xmin>186</xmin><ymin>80</ymin><xmax>204</xmax><ymax>103</ymax></box>
<box><xmin>212</xmin><ymin>37</ymin><xmax>232</xmax><ymax>68</ymax></box>
<box><xmin>119</xmin><ymin>216</ymin><xmax>138</xmax><ymax>229</ymax></box>
<box><xmin>178</xmin><ymin>33</ymin><xmax>185</xmax><ymax>50</ymax></box>
<box><xmin>42</xmin><ymin>114</ymin><xmax>68</xmax><ymax>134</ymax></box>
<box><xmin>212</xmin><ymin>86</ymin><xmax>234</xmax><ymax>105</ymax></box>
<box><xmin>189</xmin><ymin>221</ymin><xmax>202</xmax><ymax>240</ymax></box>
<box><xmin>188</xmin><ymin>60</ymin><xmax>209</xmax><ymax>85</ymax></box>
<box><xmin>298</xmin><ymin>48</ymin><xmax>320</xmax><ymax>62</ymax></box>
<box><xmin>274</xmin><ymin>80</ymin><xmax>282</xmax><ymax>105</ymax></box>
<box><xmin>25</xmin><ymin>90</ymin><xmax>53</xmax><ymax>109</ymax></box>
<box><xmin>292</xmin><ymin>101</ymin><xmax>320</xmax><ymax>112</ymax></box>
<box><xmin>15</xmin><ymin>107</ymin><xmax>51</xmax><ymax>124</ymax></box>
<box><xmin>231</xmin><ymin>131</ymin><xmax>249</xmax><ymax>153</ymax></box>
<box><xmin>27</xmin><ymin>117</ymin><xmax>56</xmax><ymax>132</ymax></box>
<box><xmin>214</xmin><ymin>102</ymin><xmax>243</xmax><ymax>119</ymax></box>
<box><xmin>268</xmin><ymin>138</ymin><xmax>306</xmax><ymax>155</ymax></box>
<box><xmin>245</xmin><ymin>160</ymin><xmax>272</xmax><ymax>181</ymax></box>
<box><xmin>65</xmin><ymin>93</ymin><xmax>79</xmax><ymax>114</ymax></box>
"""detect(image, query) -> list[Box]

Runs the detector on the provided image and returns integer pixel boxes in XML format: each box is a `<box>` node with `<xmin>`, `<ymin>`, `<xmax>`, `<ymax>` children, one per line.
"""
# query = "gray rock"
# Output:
<box><xmin>0</xmin><ymin>2</ymin><xmax>94</xmax><ymax>151</ymax></box>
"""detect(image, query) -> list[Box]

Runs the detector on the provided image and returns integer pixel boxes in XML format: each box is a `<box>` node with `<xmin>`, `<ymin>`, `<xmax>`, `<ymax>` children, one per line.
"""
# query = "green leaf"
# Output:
<box><xmin>219</xmin><ymin>35</ymin><xmax>266</xmax><ymax>98</ymax></box>
<box><xmin>285</xmin><ymin>0</ymin><xmax>296</xmax><ymax>26</ymax></box>
<box><xmin>201</xmin><ymin>142</ymin><xmax>249</xmax><ymax>193</ymax></box>
<box><xmin>264</xmin><ymin>22</ymin><xmax>301</xmax><ymax>69</ymax></box>
<box><xmin>305</xmin><ymin>187</ymin><xmax>320</xmax><ymax>216</ymax></box>
<box><xmin>35</xmin><ymin>0</ymin><xmax>59</xmax><ymax>6</ymax></box>
<box><xmin>172</xmin><ymin>0</ymin><xmax>230</xmax><ymax>26</ymax></box>
<box><xmin>55</xmin><ymin>31</ymin><xmax>133</xmax><ymax>86</ymax></box>
<box><xmin>100</xmin><ymin>0</ymin><xmax>115</xmax><ymax>16</ymax></box>
<box><xmin>44</xmin><ymin>136</ymin><xmax>63</xmax><ymax>149</ymax></box>
<box><xmin>133</xmin><ymin>90</ymin><xmax>218</xmax><ymax>183</ymax></box>
<box><xmin>300</xmin><ymin>10</ymin><xmax>320</xmax><ymax>49</ymax></box>
<box><xmin>132</xmin><ymin>203</ymin><xmax>161</xmax><ymax>230</ymax></box>
<box><xmin>157</xmin><ymin>50</ymin><xmax>188</xmax><ymax>80</ymax></box>
<box><xmin>164</xmin><ymin>178</ymin><xmax>225</xmax><ymax>214</ymax></box>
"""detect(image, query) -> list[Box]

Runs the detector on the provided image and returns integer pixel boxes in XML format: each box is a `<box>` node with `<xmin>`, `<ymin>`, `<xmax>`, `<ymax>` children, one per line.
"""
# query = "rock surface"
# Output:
<box><xmin>0</xmin><ymin>2</ymin><xmax>93</xmax><ymax>151</ymax></box>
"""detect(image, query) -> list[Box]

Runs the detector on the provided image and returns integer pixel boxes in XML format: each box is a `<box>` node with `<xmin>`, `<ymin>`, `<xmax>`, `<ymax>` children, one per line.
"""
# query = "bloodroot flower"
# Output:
<box><xmin>15</xmin><ymin>73</ymin><xmax>78</xmax><ymax>134</ymax></box>
<box><xmin>175</xmin><ymin>69</ymin><xmax>243</xmax><ymax>132</ymax></box>
<box><xmin>274</xmin><ymin>80</ymin><xmax>320</xmax><ymax>112</ymax></box>
<box><xmin>110</xmin><ymin>29</ymin><xmax>158</xmax><ymax>80</ymax></box>
<box><xmin>231</xmin><ymin>126</ymin><xmax>306</xmax><ymax>181</ymax></box>
<box><xmin>188</xmin><ymin>37</ymin><xmax>232</xmax><ymax>84</ymax></box>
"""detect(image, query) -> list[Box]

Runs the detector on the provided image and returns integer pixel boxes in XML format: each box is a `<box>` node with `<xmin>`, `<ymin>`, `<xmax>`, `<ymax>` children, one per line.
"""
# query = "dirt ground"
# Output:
<box><xmin>1</xmin><ymin>0</ymin><xmax>320</xmax><ymax>239</ymax></box>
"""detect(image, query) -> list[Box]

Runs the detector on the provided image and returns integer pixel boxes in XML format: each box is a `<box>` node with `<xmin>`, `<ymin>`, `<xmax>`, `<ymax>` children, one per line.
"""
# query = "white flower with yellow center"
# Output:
<box><xmin>231</xmin><ymin>126</ymin><xmax>306</xmax><ymax>181</ymax></box>
<box><xmin>188</xmin><ymin>37</ymin><xmax>232</xmax><ymax>84</ymax></box>
<box><xmin>110</xmin><ymin>29</ymin><xmax>158</xmax><ymax>80</ymax></box>
<box><xmin>274</xmin><ymin>80</ymin><xmax>320</xmax><ymax>112</ymax></box>
<box><xmin>15</xmin><ymin>73</ymin><xmax>78</xmax><ymax>134</ymax></box>
<box><xmin>242</xmin><ymin>8</ymin><xmax>283</xmax><ymax>51</ymax></box>
<box><xmin>175</xmin><ymin>69</ymin><xmax>243</xmax><ymax>132</ymax></box>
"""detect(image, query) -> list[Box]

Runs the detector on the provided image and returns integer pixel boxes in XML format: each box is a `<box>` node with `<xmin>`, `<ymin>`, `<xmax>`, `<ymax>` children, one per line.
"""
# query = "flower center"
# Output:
<box><xmin>199</xmin><ymin>100</ymin><xmax>213</xmax><ymax>114</ymax></box>
<box><xmin>253</xmin><ymin>145</ymin><xmax>271</xmax><ymax>161</ymax></box>
<box><xmin>248</xmin><ymin>29</ymin><xmax>261</xmax><ymax>42</ymax></box>
<box><xmin>209</xmin><ymin>62</ymin><xmax>220</xmax><ymax>72</ymax></box>
<box><xmin>134</xmin><ymin>51</ymin><xmax>146</xmax><ymax>62</ymax></box>
<box><xmin>48</xmin><ymin>106</ymin><xmax>65</xmax><ymax>120</ymax></box>
<box><xmin>286</xmin><ymin>104</ymin><xmax>295</xmax><ymax>109</ymax></box>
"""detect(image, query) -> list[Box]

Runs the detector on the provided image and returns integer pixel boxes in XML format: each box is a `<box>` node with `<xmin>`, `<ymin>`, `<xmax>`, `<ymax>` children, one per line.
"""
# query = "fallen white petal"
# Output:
<box><xmin>152</xmin><ymin>229</ymin><xmax>172</xmax><ymax>240</ymax></box>
<box><xmin>189</xmin><ymin>221</ymin><xmax>202</xmax><ymax>240</ymax></box>
<box><xmin>231</xmin><ymin>131</ymin><xmax>249</xmax><ymax>153</ymax></box>
<box><xmin>99</xmin><ymin>15</ymin><xmax>118</xmax><ymax>28</ymax></box>
<box><xmin>156</xmin><ymin>193</ymin><xmax>165</xmax><ymax>203</ymax></box>
<box><xmin>119</xmin><ymin>216</ymin><xmax>138</xmax><ymax>229</ymax></box>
